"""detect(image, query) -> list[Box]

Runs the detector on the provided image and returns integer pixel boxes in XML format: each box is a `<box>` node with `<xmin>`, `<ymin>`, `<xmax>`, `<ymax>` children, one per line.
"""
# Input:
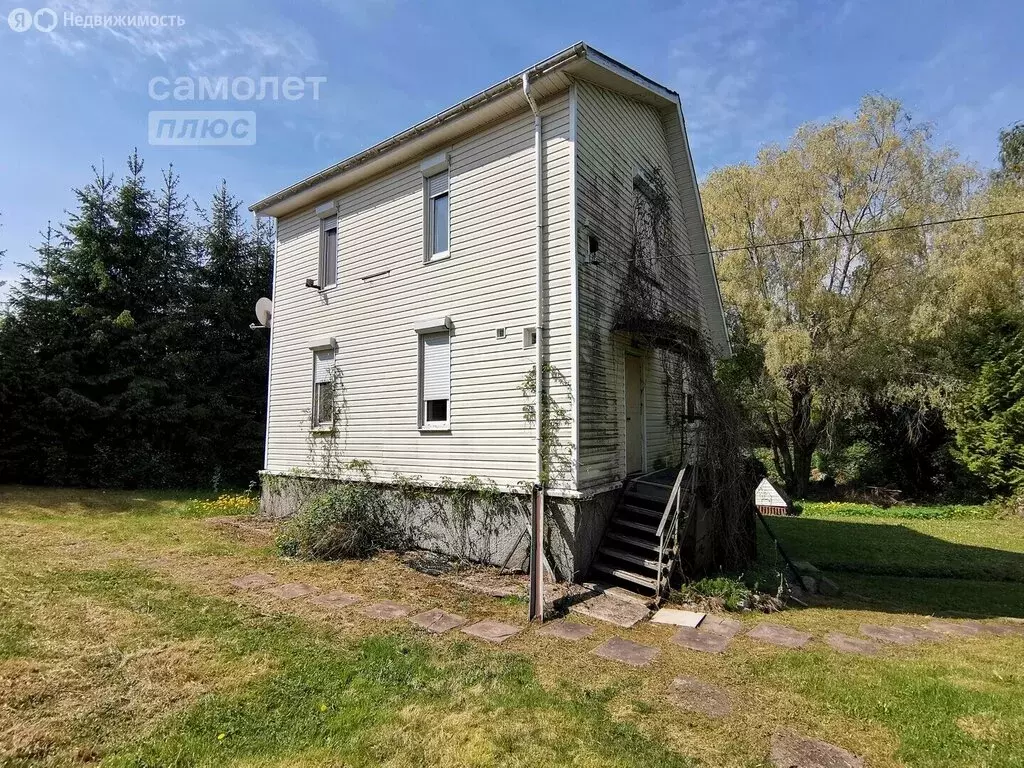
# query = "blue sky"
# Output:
<box><xmin>0</xmin><ymin>0</ymin><xmax>1020</xmax><ymax>294</ymax></box>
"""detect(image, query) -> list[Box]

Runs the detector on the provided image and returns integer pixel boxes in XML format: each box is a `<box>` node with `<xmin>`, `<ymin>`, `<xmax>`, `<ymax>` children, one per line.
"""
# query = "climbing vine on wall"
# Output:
<box><xmin>614</xmin><ymin>165</ymin><xmax>756</xmax><ymax>571</ymax></box>
<box><xmin>518</xmin><ymin>362</ymin><xmax>574</xmax><ymax>486</ymax></box>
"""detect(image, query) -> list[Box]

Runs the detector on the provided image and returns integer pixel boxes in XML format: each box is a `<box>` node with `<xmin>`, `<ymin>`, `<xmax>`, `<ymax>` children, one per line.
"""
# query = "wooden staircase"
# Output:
<box><xmin>589</xmin><ymin>466</ymin><xmax>693</xmax><ymax>603</ymax></box>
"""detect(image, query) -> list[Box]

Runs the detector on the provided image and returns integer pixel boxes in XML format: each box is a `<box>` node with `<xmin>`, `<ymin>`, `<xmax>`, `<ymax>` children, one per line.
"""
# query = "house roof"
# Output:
<box><xmin>250</xmin><ymin>42</ymin><xmax>731</xmax><ymax>356</ymax></box>
<box><xmin>249</xmin><ymin>43</ymin><xmax>680</xmax><ymax>217</ymax></box>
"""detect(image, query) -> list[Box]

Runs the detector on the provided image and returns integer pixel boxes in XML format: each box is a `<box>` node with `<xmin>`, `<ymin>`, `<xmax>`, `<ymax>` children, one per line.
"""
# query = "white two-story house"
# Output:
<box><xmin>251</xmin><ymin>43</ymin><xmax>729</xmax><ymax>589</ymax></box>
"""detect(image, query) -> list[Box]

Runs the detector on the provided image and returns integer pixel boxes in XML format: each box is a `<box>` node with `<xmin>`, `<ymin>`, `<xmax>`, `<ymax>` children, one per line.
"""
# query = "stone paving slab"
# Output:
<box><xmin>927</xmin><ymin>619</ymin><xmax>984</xmax><ymax>637</ymax></box>
<box><xmin>265</xmin><ymin>582</ymin><xmax>319</xmax><ymax>600</ymax></box>
<box><xmin>701</xmin><ymin>615</ymin><xmax>744</xmax><ymax>638</ymax></box>
<box><xmin>667</xmin><ymin>676</ymin><xmax>732</xmax><ymax>717</ymax></box>
<box><xmin>770</xmin><ymin>729</ymin><xmax>865</xmax><ymax>768</ymax></box>
<box><xmin>671</xmin><ymin>626</ymin><xmax>732</xmax><ymax>654</ymax></box>
<box><xmin>902</xmin><ymin>626</ymin><xmax>945</xmax><ymax>642</ymax></box>
<box><xmin>229</xmin><ymin>572</ymin><xmax>276</xmax><ymax>590</ymax></box>
<box><xmin>980</xmin><ymin>622</ymin><xmax>1024</xmax><ymax>637</ymax></box>
<box><xmin>570</xmin><ymin>592</ymin><xmax>650</xmax><ymax>628</ymax></box>
<box><xmin>410</xmin><ymin>608</ymin><xmax>468</xmax><ymax>634</ymax></box>
<box><xmin>592</xmin><ymin>637</ymin><xmax>659</xmax><ymax>667</ymax></box>
<box><xmin>362</xmin><ymin>600</ymin><xmax>413</xmax><ymax>620</ymax></box>
<box><xmin>536</xmin><ymin>621</ymin><xmax>595</xmax><ymax>641</ymax></box>
<box><xmin>461</xmin><ymin>620</ymin><xmax>522</xmax><ymax>644</ymax></box>
<box><xmin>859</xmin><ymin>624</ymin><xmax>920</xmax><ymax>645</ymax></box>
<box><xmin>650</xmin><ymin>608</ymin><xmax>705</xmax><ymax>627</ymax></box>
<box><xmin>826</xmin><ymin>632</ymin><xmax>880</xmax><ymax>656</ymax></box>
<box><xmin>747</xmin><ymin>624</ymin><xmax>813</xmax><ymax>649</ymax></box>
<box><xmin>310</xmin><ymin>590</ymin><xmax>362</xmax><ymax>609</ymax></box>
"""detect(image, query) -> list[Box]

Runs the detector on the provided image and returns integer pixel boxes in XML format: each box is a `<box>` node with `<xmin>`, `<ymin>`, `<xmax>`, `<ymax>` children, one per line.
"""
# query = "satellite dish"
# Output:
<box><xmin>254</xmin><ymin>297</ymin><xmax>273</xmax><ymax>329</ymax></box>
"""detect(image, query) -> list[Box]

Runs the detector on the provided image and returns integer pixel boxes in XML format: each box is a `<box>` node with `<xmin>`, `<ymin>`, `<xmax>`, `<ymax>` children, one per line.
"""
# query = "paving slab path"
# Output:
<box><xmin>671</xmin><ymin>626</ymin><xmax>732</xmax><ymax>654</ymax></box>
<box><xmin>462</xmin><ymin>620</ymin><xmax>521</xmax><ymax>644</ymax></box>
<box><xmin>667</xmin><ymin>676</ymin><xmax>732</xmax><ymax>717</ymax></box>
<box><xmin>650</xmin><ymin>608</ymin><xmax>705</xmax><ymax>627</ymax></box>
<box><xmin>266</xmin><ymin>582</ymin><xmax>319</xmax><ymax>600</ymax></box>
<box><xmin>592</xmin><ymin>637</ymin><xmax>659</xmax><ymax>667</ymax></box>
<box><xmin>536</xmin><ymin>621</ymin><xmax>595</xmax><ymax>641</ymax></box>
<box><xmin>362</xmin><ymin>600</ymin><xmax>413</xmax><ymax>620</ymax></box>
<box><xmin>410</xmin><ymin>608</ymin><xmax>468</xmax><ymax>634</ymax></box>
<box><xmin>570</xmin><ymin>592</ymin><xmax>650</xmax><ymax>628</ymax></box>
<box><xmin>310</xmin><ymin>590</ymin><xmax>362</xmax><ymax>609</ymax></box>
<box><xmin>825</xmin><ymin>632</ymin><xmax>880</xmax><ymax>656</ymax></box>
<box><xmin>229</xmin><ymin>572</ymin><xmax>276</xmax><ymax>590</ymax></box>
<box><xmin>770</xmin><ymin>729</ymin><xmax>865</xmax><ymax>768</ymax></box>
<box><xmin>980</xmin><ymin>622</ymin><xmax>1024</xmax><ymax>637</ymax></box>
<box><xmin>859</xmin><ymin>624</ymin><xmax>921</xmax><ymax>645</ymax></box>
<box><xmin>928</xmin><ymin>619</ymin><xmax>984</xmax><ymax>637</ymax></box>
<box><xmin>747</xmin><ymin>624</ymin><xmax>813</xmax><ymax>649</ymax></box>
<box><xmin>701</xmin><ymin>615</ymin><xmax>743</xmax><ymax>638</ymax></box>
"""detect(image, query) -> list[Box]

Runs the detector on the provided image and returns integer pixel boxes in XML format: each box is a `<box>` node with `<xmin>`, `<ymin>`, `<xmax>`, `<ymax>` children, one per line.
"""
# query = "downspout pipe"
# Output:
<box><xmin>523</xmin><ymin>72</ymin><xmax>545</xmax><ymax>622</ymax></box>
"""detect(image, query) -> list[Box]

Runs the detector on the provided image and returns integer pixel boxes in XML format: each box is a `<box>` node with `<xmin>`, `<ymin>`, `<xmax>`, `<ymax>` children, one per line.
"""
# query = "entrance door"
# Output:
<box><xmin>624</xmin><ymin>353</ymin><xmax>645</xmax><ymax>474</ymax></box>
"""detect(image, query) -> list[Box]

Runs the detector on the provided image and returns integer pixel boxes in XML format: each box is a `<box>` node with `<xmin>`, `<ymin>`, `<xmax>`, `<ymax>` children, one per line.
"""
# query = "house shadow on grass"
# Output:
<box><xmin>758</xmin><ymin>517</ymin><xmax>1024</xmax><ymax>620</ymax></box>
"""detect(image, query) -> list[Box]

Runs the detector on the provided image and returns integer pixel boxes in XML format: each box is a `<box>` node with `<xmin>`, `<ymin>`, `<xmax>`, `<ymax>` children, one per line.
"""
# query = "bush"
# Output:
<box><xmin>676</xmin><ymin>576</ymin><xmax>752</xmax><ymax>611</ymax></box>
<box><xmin>276</xmin><ymin>483</ymin><xmax>409</xmax><ymax>560</ymax></box>
<box><xmin>951</xmin><ymin>324</ymin><xmax>1024</xmax><ymax>496</ymax></box>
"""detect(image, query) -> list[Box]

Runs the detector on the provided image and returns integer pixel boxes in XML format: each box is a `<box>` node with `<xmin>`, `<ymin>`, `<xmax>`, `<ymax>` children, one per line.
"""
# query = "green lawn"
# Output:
<box><xmin>759</xmin><ymin>502</ymin><xmax>1024</xmax><ymax>617</ymax></box>
<box><xmin>3</xmin><ymin>486</ymin><xmax>1024</xmax><ymax>767</ymax></box>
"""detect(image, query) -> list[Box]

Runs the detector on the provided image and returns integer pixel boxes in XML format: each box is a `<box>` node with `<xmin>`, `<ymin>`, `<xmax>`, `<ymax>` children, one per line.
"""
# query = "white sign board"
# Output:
<box><xmin>755</xmin><ymin>478</ymin><xmax>788</xmax><ymax>508</ymax></box>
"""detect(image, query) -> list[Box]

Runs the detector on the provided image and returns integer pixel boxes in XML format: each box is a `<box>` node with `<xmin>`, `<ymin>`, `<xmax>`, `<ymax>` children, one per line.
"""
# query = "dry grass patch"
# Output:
<box><xmin>0</xmin><ymin>590</ymin><xmax>272</xmax><ymax>767</ymax></box>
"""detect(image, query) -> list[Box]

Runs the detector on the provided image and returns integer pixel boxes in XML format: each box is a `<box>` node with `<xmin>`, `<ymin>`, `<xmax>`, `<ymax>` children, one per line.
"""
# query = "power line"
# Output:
<box><xmin>627</xmin><ymin>208</ymin><xmax>1024</xmax><ymax>265</ymax></box>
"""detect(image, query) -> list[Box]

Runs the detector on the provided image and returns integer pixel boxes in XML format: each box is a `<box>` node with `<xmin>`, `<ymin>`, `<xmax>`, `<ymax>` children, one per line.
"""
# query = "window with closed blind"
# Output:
<box><xmin>312</xmin><ymin>348</ymin><xmax>335</xmax><ymax>428</ymax></box>
<box><xmin>319</xmin><ymin>215</ymin><xmax>338</xmax><ymax>288</ymax></box>
<box><xmin>425</xmin><ymin>170</ymin><xmax>449</xmax><ymax>262</ymax></box>
<box><xmin>419</xmin><ymin>330</ymin><xmax>450</xmax><ymax>428</ymax></box>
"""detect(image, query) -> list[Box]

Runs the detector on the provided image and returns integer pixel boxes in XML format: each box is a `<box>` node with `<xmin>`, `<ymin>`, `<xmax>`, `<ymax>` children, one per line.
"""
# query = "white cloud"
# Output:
<box><xmin>669</xmin><ymin>0</ymin><xmax>797</xmax><ymax>168</ymax></box>
<box><xmin>896</xmin><ymin>28</ymin><xmax>1024</xmax><ymax>169</ymax></box>
<box><xmin>28</xmin><ymin>0</ymin><xmax>323</xmax><ymax>85</ymax></box>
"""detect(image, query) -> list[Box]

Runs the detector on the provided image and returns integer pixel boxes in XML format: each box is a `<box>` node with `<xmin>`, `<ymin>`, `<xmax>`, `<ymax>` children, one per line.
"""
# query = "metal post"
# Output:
<box><xmin>528</xmin><ymin>484</ymin><xmax>545</xmax><ymax>621</ymax></box>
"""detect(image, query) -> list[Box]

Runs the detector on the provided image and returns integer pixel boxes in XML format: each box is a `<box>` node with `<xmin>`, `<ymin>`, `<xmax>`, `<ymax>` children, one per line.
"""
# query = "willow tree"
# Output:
<box><xmin>704</xmin><ymin>95</ymin><xmax>975</xmax><ymax>495</ymax></box>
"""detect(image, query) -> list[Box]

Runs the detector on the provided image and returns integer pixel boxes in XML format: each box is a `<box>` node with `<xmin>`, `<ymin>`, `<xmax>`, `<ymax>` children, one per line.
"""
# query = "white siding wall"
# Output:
<box><xmin>265</xmin><ymin>93</ymin><xmax>574</xmax><ymax>490</ymax></box>
<box><xmin>574</xmin><ymin>81</ymin><xmax>701</xmax><ymax>488</ymax></box>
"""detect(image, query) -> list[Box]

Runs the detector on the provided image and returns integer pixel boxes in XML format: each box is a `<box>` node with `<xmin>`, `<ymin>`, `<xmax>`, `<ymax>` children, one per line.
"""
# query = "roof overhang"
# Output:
<box><xmin>249</xmin><ymin>42</ymin><xmax>681</xmax><ymax>219</ymax></box>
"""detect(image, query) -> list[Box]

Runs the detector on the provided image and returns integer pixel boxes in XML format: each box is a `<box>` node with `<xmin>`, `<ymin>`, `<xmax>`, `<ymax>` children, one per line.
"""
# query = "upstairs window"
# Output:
<box><xmin>319</xmin><ymin>214</ymin><xmax>338</xmax><ymax>288</ymax></box>
<box><xmin>425</xmin><ymin>170</ymin><xmax>449</xmax><ymax>261</ymax></box>
<box><xmin>312</xmin><ymin>348</ymin><xmax>335</xmax><ymax>428</ymax></box>
<box><xmin>419</xmin><ymin>330</ymin><xmax>450</xmax><ymax>429</ymax></box>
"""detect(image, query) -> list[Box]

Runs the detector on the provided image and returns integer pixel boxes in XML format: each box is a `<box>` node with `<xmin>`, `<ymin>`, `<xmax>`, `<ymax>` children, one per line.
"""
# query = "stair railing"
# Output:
<box><xmin>655</xmin><ymin>465</ymin><xmax>691</xmax><ymax>598</ymax></box>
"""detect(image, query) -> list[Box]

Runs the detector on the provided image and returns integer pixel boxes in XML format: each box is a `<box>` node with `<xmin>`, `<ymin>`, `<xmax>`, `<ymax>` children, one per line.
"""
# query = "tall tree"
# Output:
<box><xmin>0</xmin><ymin>154</ymin><xmax>272</xmax><ymax>488</ymax></box>
<box><xmin>704</xmin><ymin>95</ymin><xmax>976</xmax><ymax>495</ymax></box>
<box><xmin>186</xmin><ymin>182</ymin><xmax>273</xmax><ymax>487</ymax></box>
<box><xmin>997</xmin><ymin>122</ymin><xmax>1024</xmax><ymax>182</ymax></box>
<box><xmin>916</xmin><ymin>125</ymin><xmax>1024</xmax><ymax>496</ymax></box>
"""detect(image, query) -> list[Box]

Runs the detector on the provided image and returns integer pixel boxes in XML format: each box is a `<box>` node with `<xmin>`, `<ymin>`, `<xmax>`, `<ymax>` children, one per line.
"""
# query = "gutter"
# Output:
<box><xmin>523</xmin><ymin>71</ymin><xmax>545</xmax><ymax>623</ymax></box>
<box><xmin>250</xmin><ymin>42</ymin><xmax>588</xmax><ymax>216</ymax></box>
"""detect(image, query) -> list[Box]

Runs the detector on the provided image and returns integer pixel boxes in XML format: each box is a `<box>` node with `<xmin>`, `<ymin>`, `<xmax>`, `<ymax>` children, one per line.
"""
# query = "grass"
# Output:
<box><xmin>3</xmin><ymin>485</ymin><xmax>1024</xmax><ymax>766</ymax></box>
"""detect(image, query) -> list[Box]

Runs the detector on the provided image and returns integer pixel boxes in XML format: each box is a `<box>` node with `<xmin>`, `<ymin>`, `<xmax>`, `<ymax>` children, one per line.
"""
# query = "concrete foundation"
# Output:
<box><xmin>260</xmin><ymin>474</ymin><xmax>620</xmax><ymax>582</ymax></box>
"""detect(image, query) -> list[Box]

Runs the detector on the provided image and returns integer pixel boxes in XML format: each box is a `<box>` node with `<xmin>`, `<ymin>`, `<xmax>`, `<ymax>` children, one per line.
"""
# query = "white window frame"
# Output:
<box><xmin>317</xmin><ymin>204</ymin><xmax>338</xmax><ymax>290</ymax></box>
<box><xmin>421</xmin><ymin>152</ymin><xmax>450</xmax><ymax>264</ymax></box>
<box><xmin>523</xmin><ymin>326</ymin><xmax>537</xmax><ymax>349</ymax></box>
<box><xmin>417</xmin><ymin>326</ymin><xmax>451</xmax><ymax>431</ymax></box>
<box><xmin>310</xmin><ymin>339</ymin><xmax>337</xmax><ymax>431</ymax></box>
